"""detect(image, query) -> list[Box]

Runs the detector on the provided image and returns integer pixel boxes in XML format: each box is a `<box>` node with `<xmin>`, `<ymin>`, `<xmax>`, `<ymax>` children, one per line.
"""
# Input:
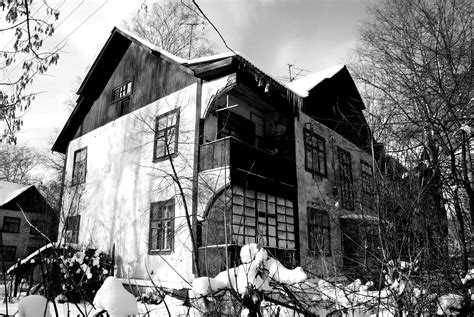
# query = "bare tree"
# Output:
<box><xmin>0</xmin><ymin>1</ymin><xmax>61</xmax><ymax>144</ymax></box>
<box><xmin>0</xmin><ymin>144</ymin><xmax>43</xmax><ymax>184</ymax></box>
<box><xmin>123</xmin><ymin>0</ymin><xmax>216</xmax><ymax>59</ymax></box>
<box><xmin>351</xmin><ymin>0</ymin><xmax>472</xmax><ymax>273</ymax></box>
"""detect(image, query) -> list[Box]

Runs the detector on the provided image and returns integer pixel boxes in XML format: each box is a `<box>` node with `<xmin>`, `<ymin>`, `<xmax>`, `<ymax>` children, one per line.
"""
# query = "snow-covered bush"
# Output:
<box><xmin>59</xmin><ymin>248</ymin><xmax>112</xmax><ymax>303</ymax></box>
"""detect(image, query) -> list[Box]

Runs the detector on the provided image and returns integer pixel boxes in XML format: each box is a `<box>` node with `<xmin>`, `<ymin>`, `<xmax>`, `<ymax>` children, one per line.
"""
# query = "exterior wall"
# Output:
<box><xmin>61</xmin><ymin>84</ymin><xmax>198</xmax><ymax>288</ymax></box>
<box><xmin>1</xmin><ymin>208</ymin><xmax>52</xmax><ymax>267</ymax></box>
<box><xmin>294</xmin><ymin>111</ymin><xmax>373</xmax><ymax>277</ymax></box>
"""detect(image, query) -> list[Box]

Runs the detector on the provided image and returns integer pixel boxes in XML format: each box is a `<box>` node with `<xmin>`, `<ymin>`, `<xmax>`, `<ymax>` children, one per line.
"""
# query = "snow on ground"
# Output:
<box><xmin>1</xmin><ymin>298</ymin><xmax>199</xmax><ymax>316</ymax></box>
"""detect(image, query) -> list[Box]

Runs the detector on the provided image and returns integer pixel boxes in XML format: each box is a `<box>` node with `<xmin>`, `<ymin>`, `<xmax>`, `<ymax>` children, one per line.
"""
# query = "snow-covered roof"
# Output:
<box><xmin>6</xmin><ymin>242</ymin><xmax>61</xmax><ymax>274</ymax></box>
<box><xmin>116</xmin><ymin>26</ymin><xmax>237</xmax><ymax>67</ymax></box>
<box><xmin>115</xmin><ymin>26</ymin><xmax>187</xmax><ymax>64</ymax></box>
<box><xmin>0</xmin><ymin>180</ymin><xmax>33</xmax><ymax>207</ymax></box>
<box><xmin>285</xmin><ymin>64</ymin><xmax>345</xmax><ymax>98</ymax></box>
<box><xmin>184</xmin><ymin>52</ymin><xmax>237</xmax><ymax>65</ymax></box>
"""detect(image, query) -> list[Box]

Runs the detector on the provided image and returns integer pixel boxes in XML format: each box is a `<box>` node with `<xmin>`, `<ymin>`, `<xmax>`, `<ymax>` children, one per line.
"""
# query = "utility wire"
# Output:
<box><xmin>191</xmin><ymin>0</ymin><xmax>237</xmax><ymax>56</ymax></box>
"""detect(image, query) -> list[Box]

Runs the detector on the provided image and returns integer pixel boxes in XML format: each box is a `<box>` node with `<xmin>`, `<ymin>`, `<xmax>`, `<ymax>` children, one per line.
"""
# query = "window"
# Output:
<box><xmin>112</xmin><ymin>80</ymin><xmax>132</xmax><ymax>102</ymax></box>
<box><xmin>232</xmin><ymin>187</ymin><xmax>295</xmax><ymax>249</ymax></box>
<box><xmin>2</xmin><ymin>216</ymin><xmax>21</xmax><ymax>233</ymax></box>
<box><xmin>72</xmin><ymin>147</ymin><xmax>87</xmax><ymax>185</ymax></box>
<box><xmin>304</xmin><ymin>128</ymin><xmax>327</xmax><ymax>176</ymax></box>
<box><xmin>217</xmin><ymin>110</ymin><xmax>255</xmax><ymax>145</ymax></box>
<box><xmin>338</xmin><ymin>147</ymin><xmax>354</xmax><ymax>210</ymax></box>
<box><xmin>112</xmin><ymin>80</ymin><xmax>133</xmax><ymax>116</ymax></box>
<box><xmin>65</xmin><ymin>215</ymin><xmax>80</xmax><ymax>244</ymax></box>
<box><xmin>308</xmin><ymin>208</ymin><xmax>331</xmax><ymax>256</ymax></box>
<box><xmin>0</xmin><ymin>246</ymin><xmax>16</xmax><ymax>262</ymax></box>
<box><xmin>149</xmin><ymin>199</ymin><xmax>175</xmax><ymax>253</ymax></box>
<box><xmin>153</xmin><ymin>109</ymin><xmax>179</xmax><ymax>161</ymax></box>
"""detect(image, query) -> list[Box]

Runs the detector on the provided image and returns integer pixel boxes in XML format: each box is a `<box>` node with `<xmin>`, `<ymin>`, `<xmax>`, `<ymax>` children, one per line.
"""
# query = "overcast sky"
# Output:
<box><xmin>11</xmin><ymin>0</ymin><xmax>372</xmax><ymax>150</ymax></box>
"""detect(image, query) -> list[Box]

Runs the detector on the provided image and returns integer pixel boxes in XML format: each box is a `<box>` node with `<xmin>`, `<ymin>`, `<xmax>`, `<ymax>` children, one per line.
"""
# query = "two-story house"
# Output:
<box><xmin>0</xmin><ymin>181</ymin><xmax>58</xmax><ymax>269</ymax></box>
<box><xmin>52</xmin><ymin>27</ymin><xmax>378</xmax><ymax>287</ymax></box>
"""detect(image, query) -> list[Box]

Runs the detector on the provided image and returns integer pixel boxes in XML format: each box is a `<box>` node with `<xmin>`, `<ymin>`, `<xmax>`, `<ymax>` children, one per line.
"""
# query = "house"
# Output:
<box><xmin>0</xmin><ymin>181</ymin><xmax>58</xmax><ymax>269</ymax></box>
<box><xmin>52</xmin><ymin>27</ymin><xmax>378</xmax><ymax>287</ymax></box>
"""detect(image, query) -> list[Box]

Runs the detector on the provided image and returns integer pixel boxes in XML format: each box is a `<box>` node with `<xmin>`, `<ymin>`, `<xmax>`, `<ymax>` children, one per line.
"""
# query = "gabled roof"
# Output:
<box><xmin>0</xmin><ymin>180</ymin><xmax>34</xmax><ymax>206</ymax></box>
<box><xmin>52</xmin><ymin>27</ymin><xmax>237</xmax><ymax>153</ymax></box>
<box><xmin>285</xmin><ymin>64</ymin><xmax>345</xmax><ymax>98</ymax></box>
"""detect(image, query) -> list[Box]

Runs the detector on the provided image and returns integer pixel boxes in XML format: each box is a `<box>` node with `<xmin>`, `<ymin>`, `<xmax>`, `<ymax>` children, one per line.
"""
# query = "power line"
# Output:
<box><xmin>191</xmin><ymin>0</ymin><xmax>237</xmax><ymax>56</ymax></box>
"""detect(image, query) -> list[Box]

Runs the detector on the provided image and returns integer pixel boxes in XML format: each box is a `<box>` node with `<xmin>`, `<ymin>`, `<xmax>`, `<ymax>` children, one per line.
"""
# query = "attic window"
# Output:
<box><xmin>112</xmin><ymin>80</ymin><xmax>132</xmax><ymax>102</ymax></box>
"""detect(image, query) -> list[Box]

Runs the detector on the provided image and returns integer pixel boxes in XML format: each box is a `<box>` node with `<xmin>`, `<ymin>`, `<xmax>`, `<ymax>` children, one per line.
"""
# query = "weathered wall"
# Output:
<box><xmin>75</xmin><ymin>42</ymin><xmax>195</xmax><ymax>139</ymax></box>
<box><xmin>294</xmin><ymin>111</ymin><xmax>373</xmax><ymax>277</ymax></box>
<box><xmin>62</xmin><ymin>83</ymin><xmax>198</xmax><ymax>288</ymax></box>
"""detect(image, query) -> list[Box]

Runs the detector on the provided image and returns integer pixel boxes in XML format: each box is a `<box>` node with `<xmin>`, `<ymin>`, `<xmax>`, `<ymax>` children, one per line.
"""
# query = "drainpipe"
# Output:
<box><xmin>191</xmin><ymin>79</ymin><xmax>203</xmax><ymax>276</ymax></box>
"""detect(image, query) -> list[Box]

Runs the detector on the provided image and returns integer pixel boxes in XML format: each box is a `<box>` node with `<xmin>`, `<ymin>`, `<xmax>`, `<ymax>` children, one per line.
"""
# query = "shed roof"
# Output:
<box><xmin>0</xmin><ymin>180</ymin><xmax>33</xmax><ymax>207</ymax></box>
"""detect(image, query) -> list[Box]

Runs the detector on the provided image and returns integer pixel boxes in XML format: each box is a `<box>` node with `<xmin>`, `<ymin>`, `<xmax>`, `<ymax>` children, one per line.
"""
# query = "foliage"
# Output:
<box><xmin>0</xmin><ymin>0</ymin><xmax>60</xmax><ymax>144</ymax></box>
<box><xmin>123</xmin><ymin>0</ymin><xmax>216</xmax><ymax>59</ymax></box>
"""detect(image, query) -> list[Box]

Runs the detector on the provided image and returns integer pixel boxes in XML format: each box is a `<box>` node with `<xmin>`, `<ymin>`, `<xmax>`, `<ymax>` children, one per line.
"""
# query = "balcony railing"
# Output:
<box><xmin>199</xmin><ymin>137</ymin><xmax>294</xmax><ymax>185</ymax></box>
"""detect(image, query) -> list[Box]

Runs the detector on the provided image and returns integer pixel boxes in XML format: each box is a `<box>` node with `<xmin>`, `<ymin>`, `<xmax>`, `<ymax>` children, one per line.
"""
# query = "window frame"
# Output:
<box><xmin>72</xmin><ymin>147</ymin><xmax>87</xmax><ymax>185</ymax></box>
<box><xmin>153</xmin><ymin>109</ymin><xmax>180</xmax><ymax>162</ymax></box>
<box><xmin>337</xmin><ymin>147</ymin><xmax>354</xmax><ymax>210</ymax></box>
<box><xmin>65</xmin><ymin>215</ymin><xmax>80</xmax><ymax>244</ymax></box>
<box><xmin>111</xmin><ymin>80</ymin><xmax>133</xmax><ymax>103</ymax></box>
<box><xmin>2</xmin><ymin>216</ymin><xmax>21</xmax><ymax>233</ymax></box>
<box><xmin>303</xmin><ymin>128</ymin><xmax>327</xmax><ymax>177</ymax></box>
<box><xmin>0</xmin><ymin>245</ymin><xmax>16</xmax><ymax>262</ymax></box>
<box><xmin>149</xmin><ymin>198</ymin><xmax>175</xmax><ymax>254</ymax></box>
<box><xmin>307</xmin><ymin>208</ymin><xmax>331</xmax><ymax>256</ymax></box>
<box><xmin>231</xmin><ymin>187</ymin><xmax>295</xmax><ymax>250</ymax></box>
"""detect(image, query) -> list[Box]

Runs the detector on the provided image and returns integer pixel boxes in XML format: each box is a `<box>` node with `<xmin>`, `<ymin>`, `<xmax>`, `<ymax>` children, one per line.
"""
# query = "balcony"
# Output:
<box><xmin>198</xmin><ymin>137</ymin><xmax>295</xmax><ymax>185</ymax></box>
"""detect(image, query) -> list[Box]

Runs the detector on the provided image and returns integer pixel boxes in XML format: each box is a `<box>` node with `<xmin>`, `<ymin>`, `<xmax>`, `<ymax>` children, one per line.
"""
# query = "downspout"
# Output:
<box><xmin>57</xmin><ymin>146</ymin><xmax>68</xmax><ymax>243</ymax></box>
<box><xmin>191</xmin><ymin>79</ymin><xmax>203</xmax><ymax>276</ymax></box>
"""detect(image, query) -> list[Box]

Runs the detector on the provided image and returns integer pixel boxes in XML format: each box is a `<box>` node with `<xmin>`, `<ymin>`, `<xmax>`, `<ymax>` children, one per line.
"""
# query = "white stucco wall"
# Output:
<box><xmin>62</xmin><ymin>84</ymin><xmax>198</xmax><ymax>287</ymax></box>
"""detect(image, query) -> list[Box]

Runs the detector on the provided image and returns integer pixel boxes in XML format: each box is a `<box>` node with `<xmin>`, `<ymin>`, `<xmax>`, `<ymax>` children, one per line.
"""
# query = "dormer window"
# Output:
<box><xmin>112</xmin><ymin>80</ymin><xmax>132</xmax><ymax>102</ymax></box>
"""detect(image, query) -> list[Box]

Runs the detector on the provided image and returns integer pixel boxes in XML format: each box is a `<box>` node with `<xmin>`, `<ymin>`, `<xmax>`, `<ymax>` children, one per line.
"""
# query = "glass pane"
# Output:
<box><xmin>233</xmin><ymin>215</ymin><xmax>244</xmax><ymax>224</ymax></box>
<box><xmin>245</xmin><ymin>189</ymin><xmax>255</xmax><ymax>198</ymax></box>
<box><xmin>276</xmin><ymin>197</ymin><xmax>285</xmax><ymax>205</ymax></box>
<box><xmin>245</xmin><ymin>198</ymin><xmax>255</xmax><ymax>208</ymax></box>
<box><xmin>268</xmin><ymin>237</ymin><xmax>277</xmax><ymax>247</ymax></box>
<box><xmin>267</xmin><ymin>195</ymin><xmax>275</xmax><ymax>203</ymax></box>
<box><xmin>285</xmin><ymin>207</ymin><xmax>293</xmax><ymax>216</ymax></box>
<box><xmin>234</xmin><ymin>187</ymin><xmax>244</xmax><ymax>195</ymax></box>
<box><xmin>268</xmin><ymin>226</ymin><xmax>276</xmax><ymax>236</ymax></box>
<box><xmin>233</xmin><ymin>195</ymin><xmax>244</xmax><ymax>206</ymax></box>
<box><xmin>286</xmin><ymin>216</ymin><xmax>294</xmax><ymax>225</ymax></box>
<box><xmin>277</xmin><ymin>205</ymin><xmax>285</xmax><ymax>214</ymax></box>
<box><xmin>257</xmin><ymin>200</ymin><xmax>266</xmax><ymax>212</ymax></box>
<box><xmin>285</xmin><ymin>200</ymin><xmax>293</xmax><ymax>208</ymax></box>
<box><xmin>268</xmin><ymin>217</ymin><xmax>276</xmax><ymax>226</ymax></box>
<box><xmin>246</xmin><ymin>227</ymin><xmax>256</xmax><ymax>236</ymax></box>
<box><xmin>233</xmin><ymin>225</ymin><xmax>243</xmax><ymax>235</ymax></box>
<box><xmin>244</xmin><ymin>208</ymin><xmax>255</xmax><ymax>217</ymax></box>
<box><xmin>268</xmin><ymin>203</ymin><xmax>276</xmax><ymax>214</ymax></box>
